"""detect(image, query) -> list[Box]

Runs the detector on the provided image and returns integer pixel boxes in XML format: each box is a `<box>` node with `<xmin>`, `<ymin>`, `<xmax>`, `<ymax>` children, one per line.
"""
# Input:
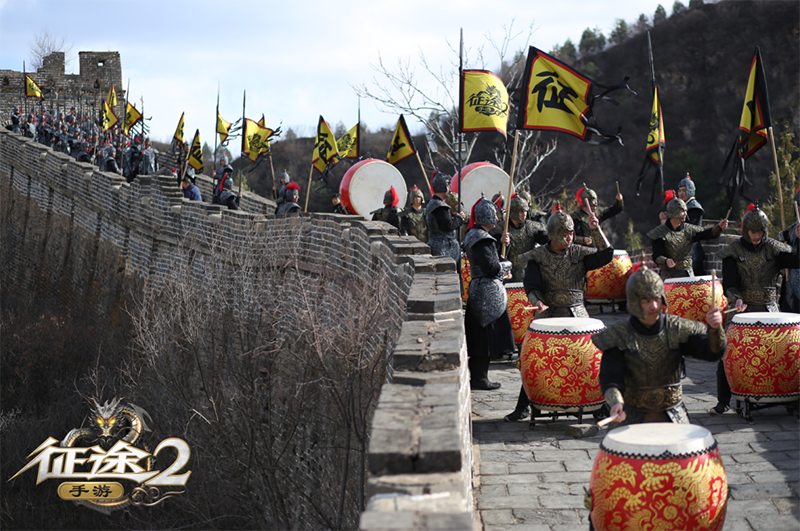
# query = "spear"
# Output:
<box><xmin>214</xmin><ymin>84</ymin><xmax>220</xmax><ymax>171</ymax></box>
<box><xmin>647</xmin><ymin>31</ymin><xmax>665</xmax><ymax>202</ymax></box>
<box><xmin>239</xmin><ymin>90</ymin><xmax>245</xmax><ymax>197</ymax></box>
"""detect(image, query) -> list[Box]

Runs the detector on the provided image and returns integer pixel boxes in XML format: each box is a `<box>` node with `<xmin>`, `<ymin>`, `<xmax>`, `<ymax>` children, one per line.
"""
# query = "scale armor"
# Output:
<box><xmin>464</xmin><ymin>226</ymin><xmax>511</xmax><ymax>327</ymax></box>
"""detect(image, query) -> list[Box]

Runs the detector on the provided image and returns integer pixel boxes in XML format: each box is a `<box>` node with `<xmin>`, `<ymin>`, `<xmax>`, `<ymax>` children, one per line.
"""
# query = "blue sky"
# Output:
<box><xmin>0</xmin><ymin>0</ymin><xmax>675</xmax><ymax>153</ymax></box>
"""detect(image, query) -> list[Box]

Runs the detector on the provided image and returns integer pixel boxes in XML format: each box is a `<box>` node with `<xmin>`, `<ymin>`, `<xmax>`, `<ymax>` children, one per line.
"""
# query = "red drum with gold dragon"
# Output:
<box><xmin>586</xmin><ymin>250</ymin><xmax>632</xmax><ymax>301</ymax></box>
<box><xmin>664</xmin><ymin>275</ymin><xmax>728</xmax><ymax>323</ymax></box>
<box><xmin>505</xmin><ymin>282</ymin><xmax>534</xmax><ymax>346</ymax></box>
<box><xmin>724</xmin><ymin>312</ymin><xmax>800</xmax><ymax>404</ymax></box>
<box><xmin>519</xmin><ymin>317</ymin><xmax>605</xmax><ymax>412</ymax></box>
<box><xmin>589</xmin><ymin>423</ymin><xmax>728</xmax><ymax>531</ymax></box>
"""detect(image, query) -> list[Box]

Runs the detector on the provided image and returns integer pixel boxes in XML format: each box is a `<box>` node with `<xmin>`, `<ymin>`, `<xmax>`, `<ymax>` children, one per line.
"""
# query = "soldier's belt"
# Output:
<box><xmin>625</xmin><ymin>384</ymin><xmax>682</xmax><ymax>411</ymax></box>
<box><xmin>741</xmin><ymin>288</ymin><xmax>777</xmax><ymax>306</ymax></box>
<box><xmin>543</xmin><ymin>291</ymin><xmax>584</xmax><ymax>308</ymax></box>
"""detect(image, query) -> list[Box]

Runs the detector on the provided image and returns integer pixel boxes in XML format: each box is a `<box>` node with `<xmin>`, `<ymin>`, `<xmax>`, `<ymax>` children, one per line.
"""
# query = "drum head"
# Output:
<box><xmin>664</xmin><ymin>275</ymin><xmax>713</xmax><ymax>285</ymax></box>
<box><xmin>451</xmin><ymin>162</ymin><xmax>510</xmax><ymax>213</ymax></box>
<box><xmin>505</xmin><ymin>282</ymin><xmax>525</xmax><ymax>290</ymax></box>
<box><xmin>527</xmin><ymin>317</ymin><xmax>605</xmax><ymax>335</ymax></box>
<box><xmin>602</xmin><ymin>423</ymin><xmax>715</xmax><ymax>458</ymax></box>
<box><xmin>339</xmin><ymin>159</ymin><xmax>408</xmax><ymax>218</ymax></box>
<box><xmin>731</xmin><ymin>311</ymin><xmax>800</xmax><ymax>326</ymax></box>
<box><xmin>613</xmin><ymin>250</ymin><xmax>629</xmax><ymax>257</ymax></box>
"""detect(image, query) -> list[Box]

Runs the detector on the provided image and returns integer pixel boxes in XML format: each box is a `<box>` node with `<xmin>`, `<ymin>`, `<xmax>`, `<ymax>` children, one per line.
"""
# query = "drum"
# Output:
<box><xmin>450</xmin><ymin>162</ymin><xmax>510</xmax><ymax>214</ymax></box>
<box><xmin>460</xmin><ymin>254</ymin><xmax>471</xmax><ymax>302</ymax></box>
<box><xmin>586</xmin><ymin>249</ymin><xmax>632</xmax><ymax>301</ymax></box>
<box><xmin>589</xmin><ymin>423</ymin><xmax>728</xmax><ymax>531</ymax></box>
<box><xmin>724</xmin><ymin>312</ymin><xmax>800</xmax><ymax>404</ymax></box>
<box><xmin>339</xmin><ymin>159</ymin><xmax>407</xmax><ymax>218</ymax></box>
<box><xmin>519</xmin><ymin>317</ymin><xmax>605</xmax><ymax>412</ymax></box>
<box><xmin>506</xmin><ymin>282</ymin><xmax>534</xmax><ymax>346</ymax></box>
<box><xmin>664</xmin><ymin>275</ymin><xmax>728</xmax><ymax>323</ymax></box>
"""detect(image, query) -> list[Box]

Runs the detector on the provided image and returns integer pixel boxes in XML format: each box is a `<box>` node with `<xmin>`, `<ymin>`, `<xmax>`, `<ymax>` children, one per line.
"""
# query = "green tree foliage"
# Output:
<box><xmin>625</xmin><ymin>218</ymin><xmax>644</xmax><ymax>252</ymax></box>
<box><xmin>582</xmin><ymin>62</ymin><xmax>603</xmax><ymax>81</ymax></box>
<box><xmin>609</xmin><ymin>19</ymin><xmax>630</xmax><ymax>46</ymax></box>
<box><xmin>579</xmin><ymin>27</ymin><xmax>606</xmax><ymax>57</ymax></box>
<box><xmin>688</xmin><ymin>0</ymin><xmax>705</xmax><ymax>8</ymax></box>
<box><xmin>672</xmin><ymin>0</ymin><xmax>687</xmax><ymax>16</ymax></box>
<box><xmin>762</xmin><ymin>125</ymin><xmax>800</xmax><ymax>238</ymax></box>
<box><xmin>551</xmin><ymin>39</ymin><xmax>577</xmax><ymax>64</ymax></box>
<box><xmin>634</xmin><ymin>14</ymin><xmax>650</xmax><ymax>34</ymax></box>
<box><xmin>654</xmin><ymin>4</ymin><xmax>668</xmax><ymax>24</ymax></box>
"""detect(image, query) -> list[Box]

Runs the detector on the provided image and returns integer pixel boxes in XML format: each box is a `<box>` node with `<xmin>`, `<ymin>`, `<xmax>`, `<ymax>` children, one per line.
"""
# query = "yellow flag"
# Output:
<box><xmin>461</xmin><ymin>70</ymin><xmax>509</xmax><ymax>138</ymax></box>
<box><xmin>243</xmin><ymin>119</ymin><xmax>273</xmax><ymax>162</ymax></box>
<box><xmin>337</xmin><ymin>124</ymin><xmax>359</xmax><ymax>159</ymax></box>
<box><xmin>736</xmin><ymin>48</ymin><xmax>770</xmax><ymax>159</ymax></box>
<box><xmin>107</xmin><ymin>84</ymin><xmax>117</xmax><ymax>108</ymax></box>
<box><xmin>517</xmin><ymin>47</ymin><xmax>592</xmax><ymax>139</ymax></box>
<box><xmin>257</xmin><ymin>115</ymin><xmax>273</xmax><ymax>154</ymax></box>
<box><xmin>102</xmin><ymin>100</ymin><xmax>118</xmax><ymax>133</ymax></box>
<box><xmin>312</xmin><ymin>116</ymin><xmax>339</xmax><ymax>173</ymax></box>
<box><xmin>173</xmin><ymin>112</ymin><xmax>185</xmax><ymax>143</ymax></box>
<box><xmin>25</xmin><ymin>75</ymin><xmax>43</xmax><ymax>99</ymax></box>
<box><xmin>187</xmin><ymin>129</ymin><xmax>203</xmax><ymax>172</ymax></box>
<box><xmin>217</xmin><ymin>112</ymin><xmax>232</xmax><ymax>144</ymax></box>
<box><xmin>123</xmin><ymin>102</ymin><xmax>142</xmax><ymax>135</ymax></box>
<box><xmin>646</xmin><ymin>86</ymin><xmax>665</xmax><ymax>164</ymax></box>
<box><xmin>387</xmin><ymin>115</ymin><xmax>416</xmax><ymax>165</ymax></box>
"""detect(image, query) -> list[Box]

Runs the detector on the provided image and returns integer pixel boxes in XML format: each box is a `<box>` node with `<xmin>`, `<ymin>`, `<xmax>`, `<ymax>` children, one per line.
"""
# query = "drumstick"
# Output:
<box><xmin>723</xmin><ymin>307</ymin><xmax>742</xmax><ymax>315</ymax></box>
<box><xmin>711</xmin><ymin>270</ymin><xmax>716</xmax><ymax>310</ymax></box>
<box><xmin>597</xmin><ymin>416</ymin><xmax>619</xmax><ymax>428</ymax></box>
<box><xmin>615</xmin><ymin>181</ymin><xmax>620</xmax><ymax>196</ymax></box>
<box><xmin>724</xmin><ymin>208</ymin><xmax>732</xmax><ymax>221</ymax></box>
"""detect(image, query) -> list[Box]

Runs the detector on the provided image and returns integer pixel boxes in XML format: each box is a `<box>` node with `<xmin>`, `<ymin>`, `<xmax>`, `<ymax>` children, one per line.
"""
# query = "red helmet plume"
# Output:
<box><xmin>575</xmin><ymin>187</ymin><xmax>585</xmax><ymax>205</ymax></box>
<box><xmin>663</xmin><ymin>189</ymin><xmax>675</xmax><ymax>204</ymax></box>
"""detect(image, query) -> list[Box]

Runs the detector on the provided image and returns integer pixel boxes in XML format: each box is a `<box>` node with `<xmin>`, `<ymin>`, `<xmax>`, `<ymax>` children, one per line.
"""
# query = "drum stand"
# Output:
<box><xmin>735</xmin><ymin>398</ymin><xmax>800</xmax><ymax>423</ymax></box>
<box><xmin>528</xmin><ymin>404</ymin><xmax>606</xmax><ymax>427</ymax></box>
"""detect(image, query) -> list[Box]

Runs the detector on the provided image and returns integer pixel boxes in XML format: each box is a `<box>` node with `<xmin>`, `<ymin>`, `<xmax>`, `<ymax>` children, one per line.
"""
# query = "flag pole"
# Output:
<box><xmin>268</xmin><ymin>151</ymin><xmax>278</xmax><ymax>200</ymax></box>
<box><xmin>768</xmin><ymin>127</ymin><xmax>786</xmax><ymax>231</ymax></box>
<box><xmin>23</xmin><ymin>62</ymin><xmax>28</xmax><ymax>118</ymax></box>
<box><xmin>214</xmin><ymin>84</ymin><xmax>220</xmax><ymax>171</ymax></box>
<box><xmin>500</xmin><ymin>130</ymin><xmax>520</xmax><ymax>258</ymax></box>
<box><xmin>647</xmin><ymin>32</ymin><xmax>664</xmax><ymax>197</ymax></box>
<box><xmin>239</xmin><ymin>90</ymin><xmax>245</xmax><ymax>197</ymax></box>
<box><xmin>304</xmin><ymin>166</ymin><xmax>313</xmax><ymax>212</ymax></box>
<box><xmin>124</xmin><ymin>79</ymin><xmax>130</xmax><ymax>137</ymax></box>
<box><xmin>457</xmin><ymin>28</ymin><xmax>464</xmax><ymax>261</ymax></box>
<box><xmin>414</xmin><ymin>151</ymin><xmax>432</xmax><ymax>198</ymax></box>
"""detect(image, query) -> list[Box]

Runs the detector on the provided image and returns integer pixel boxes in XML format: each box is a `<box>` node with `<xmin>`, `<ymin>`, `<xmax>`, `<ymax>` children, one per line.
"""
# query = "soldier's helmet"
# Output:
<box><xmin>742</xmin><ymin>205</ymin><xmax>769</xmax><ymax>243</ymax></box>
<box><xmin>626</xmin><ymin>266</ymin><xmax>667</xmax><ymax>320</ymax></box>
<box><xmin>431</xmin><ymin>171</ymin><xmax>450</xmax><ymax>194</ymax></box>
<box><xmin>666</xmin><ymin>198</ymin><xmax>688</xmax><ymax>219</ymax></box>
<box><xmin>547</xmin><ymin>212</ymin><xmax>575</xmax><ymax>246</ymax></box>
<box><xmin>383</xmin><ymin>186</ymin><xmax>399</xmax><ymax>208</ymax></box>
<box><xmin>281</xmin><ymin>170</ymin><xmax>291</xmax><ymax>183</ymax></box>
<box><xmin>578</xmin><ymin>185</ymin><xmax>598</xmax><ymax>205</ymax></box>
<box><xmin>409</xmin><ymin>186</ymin><xmax>424</xmax><ymax>204</ymax></box>
<box><xmin>220</xmin><ymin>155</ymin><xmax>228</xmax><ymax>165</ymax></box>
<box><xmin>472</xmin><ymin>194</ymin><xmax>497</xmax><ymax>227</ymax></box>
<box><xmin>678</xmin><ymin>173</ymin><xmax>696</xmax><ymax>198</ymax></box>
<box><xmin>517</xmin><ymin>190</ymin><xmax>533</xmax><ymax>205</ymax></box>
<box><xmin>510</xmin><ymin>196</ymin><xmax>529</xmax><ymax>223</ymax></box>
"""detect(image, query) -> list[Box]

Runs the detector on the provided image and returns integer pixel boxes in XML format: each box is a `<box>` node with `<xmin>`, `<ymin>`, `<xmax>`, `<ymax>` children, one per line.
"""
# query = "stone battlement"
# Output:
<box><xmin>0</xmin><ymin>129</ymin><xmax>475</xmax><ymax>530</ymax></box>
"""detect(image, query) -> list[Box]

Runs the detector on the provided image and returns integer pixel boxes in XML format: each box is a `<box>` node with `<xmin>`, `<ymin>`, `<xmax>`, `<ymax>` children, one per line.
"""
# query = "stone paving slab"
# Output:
<box><xmin>471</xmin><ymin>310</ymin><xmax>800</xmax><ymax>531</ymax></box>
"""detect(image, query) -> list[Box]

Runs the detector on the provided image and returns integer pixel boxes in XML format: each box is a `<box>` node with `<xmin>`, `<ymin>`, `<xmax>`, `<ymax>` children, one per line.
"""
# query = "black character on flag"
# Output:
<box><xmin>532</xmin><ymin>71</ymin><xmax>579</xmax><ymax>114</ymax></box>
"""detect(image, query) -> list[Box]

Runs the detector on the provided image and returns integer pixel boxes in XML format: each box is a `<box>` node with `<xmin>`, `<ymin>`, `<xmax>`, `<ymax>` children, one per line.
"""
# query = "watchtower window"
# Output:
<box><xmin>97</xmin><ymin>61</ymin><xmax>105</xmax><ymax>66</ymax></box>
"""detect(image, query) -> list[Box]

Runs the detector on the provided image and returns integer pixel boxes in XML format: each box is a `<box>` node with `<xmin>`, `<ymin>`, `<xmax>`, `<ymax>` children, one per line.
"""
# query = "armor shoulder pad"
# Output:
<box><xmin>717</xmin><ymin>241</ymin><xmax>740</xmax><ymax>261</ymax></box>
<box><xmin>647</xmin><ymin>224</ymin><xmax>669</xmax><ymax>240</ymax></box>
<box><xmin>765</xmin><ymin>237</ymin><xmax>792</xmax><ymax>256</ymax></box>
<box><xmin>686</xmin><ymin>198</ymin><xmax>704</xmax><ymax>212</ymax></box>
<box><xmin>570</xmin><ymin>244</ymin><xmax>596</xmax><ymax>263</ymax></box>
<box><xmin>666</xmin><ymin>314</ymin><xmax>706</xmax><ymax>349</ymax></box>
<box><xmin>591</xmin><ymin>321</ymin><xmax>627</xmax><ymax>352</ymax></box>
<box><xmin>529</xmin><ymin>245</ymin><xmax>549</xmax><ymax>263</ymax></box>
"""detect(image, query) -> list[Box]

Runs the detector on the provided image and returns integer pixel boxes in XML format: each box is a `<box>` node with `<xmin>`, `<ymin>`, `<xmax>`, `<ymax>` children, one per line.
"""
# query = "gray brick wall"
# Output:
<box><xmin>0</xmin><ymin>129</ymin><xmax>474</xmax><ymax>531</ymax></box>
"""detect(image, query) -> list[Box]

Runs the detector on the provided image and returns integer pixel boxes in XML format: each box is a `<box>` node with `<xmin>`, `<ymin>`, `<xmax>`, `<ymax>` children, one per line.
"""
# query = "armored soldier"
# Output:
<box><xmin>504</xmin><ymin>210</ymin><xmax>613</xmax><ymax>422</ymax></box>
<box><xmin>11</xmin><ymin>107</ymin><xmax>21</xmax><ymax>134</ymax></box>
<box><xmin>493</xmin><ymin>196</ymin><xmax>547</xmax><ymax>282</ymax></box>
<box><xmin>647</xmin><ymin>198</ymin><xmax>727</xmax><ymax>280</ymax></box>
<box><xmin>273</xmin><ymin>170</ymin><xmax>291</xmax><ymax>206</ymax></box>
<box><xmin>103</xmin><ymin>148</ymin><xmax>121</xmax><ymax>174</ymax></box>
<box><xmin>516</xmin><ymin>190</ymin><xmax>548</xmax><ymax>224</ymax></box>
<box><xmin>217</xmin><ymin>175</ymin><xmax>241</xmax><ymax>211</ymax></box>
<box><xmin>710</xmin><ymin>205</ymin><xmax>800</xmax><ymax>414</ymax></box>
<box><xmin>213</xmin><ymin>156</ymin><xmax>235</xmax><ymax>204</ymax></box>
<box><xmin>123</xmin><ymin>139</ymin><xmax>141</xmax><ymax>182</ymax></box>
<box><xmin>425</xmin><ymin>172</ymin><xmax>465</xmax><ymax>265</ymax></box>
<box><xmin>464</xmin><ymin>196</ymin><xmax>513</xmax><ymax>391</ymax></box>
<box><xmin>399</xmin><ymin>186</ymin><xmax>428</xmax><ymax>243</ymax></box>
<box><xmin>779</xmin><ymin>189</ymin><xmax>800</xmax><ymax>312</ymax></box>
<box><xmin>331</xmin><ymin>193</ymin><xmax>350</xmax><ymax>215</ymax></box>
<box><xmin>595</xmin><ymin>266</ymin><xmax>725</xmax><ymax>425</ymax></box>
<box><xmin>571</xmin><ymin>185</ymin><xmax>623</xmax><ymax>247</ymax></box>
<box><xmin>276</xmin><ymin>184</ymin><xmax>301</xmax><ymax>216</ymax></box>
<box><xmin>139</xmin><ymin>138</ymin><xmax>159</xmax><ymax>175</ymax></box>
<box><xmin>679</xmin><ymin>173</ymin><xmax>707</xmax><ymax>275</ymax></box>
<box><xmin>371</xmin><ymin>187</ymin><xmax>401</xmax><ymax>229</ymax></box>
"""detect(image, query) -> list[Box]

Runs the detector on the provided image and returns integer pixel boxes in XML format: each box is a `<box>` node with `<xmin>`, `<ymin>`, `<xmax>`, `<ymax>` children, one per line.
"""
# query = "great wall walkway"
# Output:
<box><xmin>470</xmin><ymin>310</ymin><xmax>800</xmax><ymax>531</ymax></box>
